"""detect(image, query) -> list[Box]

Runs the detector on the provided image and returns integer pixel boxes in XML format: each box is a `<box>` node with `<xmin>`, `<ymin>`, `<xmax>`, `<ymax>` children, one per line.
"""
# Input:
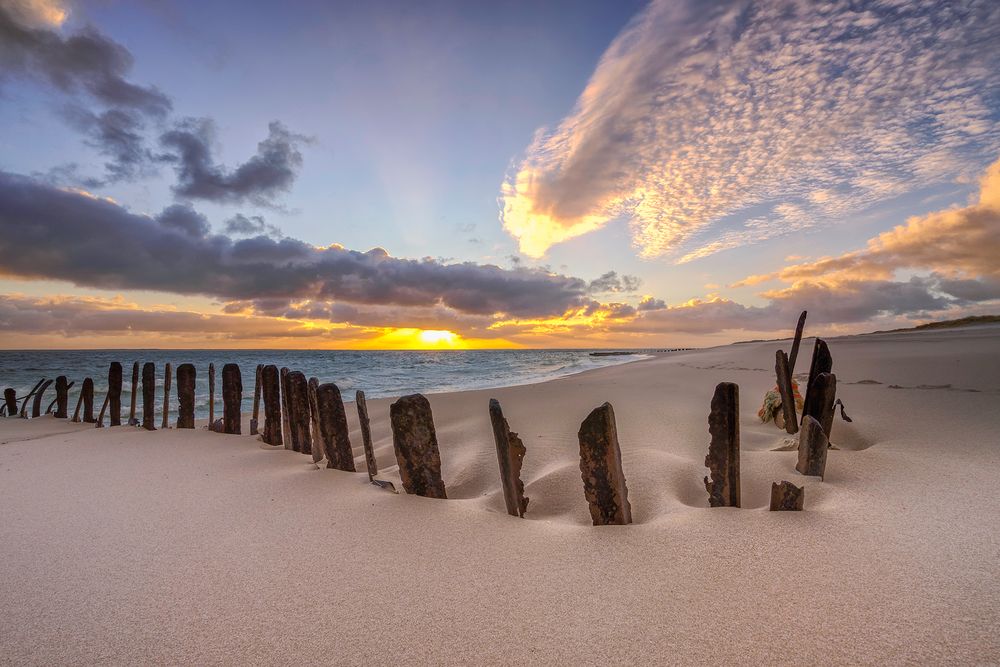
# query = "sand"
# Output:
<box><xmin>2</xmin><ymin>326</ymin><xmax>999</xmax><ymax>665</ymax></box>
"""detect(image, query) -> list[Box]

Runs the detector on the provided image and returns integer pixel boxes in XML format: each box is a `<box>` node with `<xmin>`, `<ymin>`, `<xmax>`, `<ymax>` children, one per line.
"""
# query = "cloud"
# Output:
<box><xmin>224</xmin><ymin>213</ymin><xmax>282</xmax><ymax>238</ymax></box>
<box><xmin>160</xmin><ymin>119</ymin><xmax>309</xmax><ymax>205</ymax></box>
<box><xmin>499</xmin><ymin>0</ymin><xmax>1000</xmax><ymax>258</ymax></box>
<box><xmin>588</xmin><ymin>270</ymin><xmax>640</xmax><ymax>294</ymax></box>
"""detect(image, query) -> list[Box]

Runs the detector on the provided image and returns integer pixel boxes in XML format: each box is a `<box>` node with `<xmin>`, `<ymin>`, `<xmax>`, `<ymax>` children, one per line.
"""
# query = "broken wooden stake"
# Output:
<box><xmin>250</xmin><ymin>364</ymin><xmax>262</xmax><ymax>436</ymax></box>
<box><xmin>31</xmin><ymin>379</ymin><xmax>53</xmax><ymax>418</ymax></box>
<box><xmin>307</xmin><ymin>378</ymin><xmax>323</xmax><ymax>464</ymax></box>
<box><xmin>797</xmin><ymin>415</ymin><xmax>829</xmax><ymax>478</ymax></box>
<box><xmin>221</xmin><ymin>363</ymin><xmax>242</xmax><ymax>435</ymax></box>
<box><xmin>54</xmin><ymin>375</ymin><xmax>69</xmax><ymax>418</ymax></box>
<box><xmin>108</xmin><ymin>362</ymin><xmax>123</xmax><ymax>426</ymax></box>
<box><xmin>390</xmin><ymin>393</ymin><xmax>447</xmax><ymax>499</ymax></box>
<box><xmin>161</xmin><ymin>363</ymin><xmax>172</xmax><ymax>429</ymax></box>
<box><xmin>286</xmin><ymin>371</ymin><xmax>312</xmax><ymax>454</ymax></box>
<box><xmin>802</xmin><ymin>338</ymin><xmax>832</xmax><ymax>423</ymax></box>
<box><xmin>802</xmin><ymin>372</ymin><xmax>837</xmax><ymax>440</ymax></box>
<box><xmin>577</xmin><ymin>402</ymin><xmax>631</xmax><ymax>525</ymax></box>
<box><xmin>704</xmin><ymin>382</ymin><xmax>740</xmax><ymax>508</ymax></box>
<box><xmin>316</xmin><ymin>382</ymin><xmax>355</xmax><ymax>471</ymax></box>
<box><xmin>19</xmin><ymin>379</ymin><xmax>45</xmax><ymax>418</ymax></box>
<box><xmin>3</xmin><ymin>388</ymin><xmax>16</xmax><ymax>416</ymax></box>
<box><xmin>489</xmin><ymin>398</ymin><xmax>529</xmax><ymax>518</ymax></box>
<box><xmin>81</xmin><ymin>378</ymin><xmax>95</xmax><ymax>423</ymax></box>
<box><xmin>71</xmin><ymin>387</ymin><xmax>84</xmax><ymax>422</ymax></box>
<box><xmin>95</xmin><ymin>391</ymin><xmax>110</xmax><ymax>428</ymax></box>
<box><xmin>46</xmin><ymin>380</ymin><xmax>73</xmax><ymax>416</ymax></box>
<box><xmin>128</xmin><ymin>362</ymin><xmax>139</xmax><ymax>426</ymax></box>
<box><xmin>280</xmin><ymin>367</ymin><xmax>292</xmax><ymax>450</ymax></box>
<box><xmin>788</xmin><ymin>310</ymin><xmax>808</xmax><ymax>373</ymax></box>
<box><xmin>176</xmin><ymin>363</ymin><xmax>196</xmax><ymax>429</ymax></box>
<box><xmin>775</xmin><ymin>350</ymin><xmax>798</xmax><ymax>435</ymax></box>
<box><xmin>208</xmin><ymin>363</ymin><xmax>216</xmax><ymax>428</ymax></box>
<box><xmin>356</xmin><ymin>390</ymin><xmax>378</xmax><ymax>481</ymax></box>
<box><xmin>770</xmin><ymin>481</ymin><xmax>804</xmax><ymax>511</ymax></box>
<box><xmin>141</xmin><ymin>362</ymin><xmax>156</xmax><ymax>431</ymax></box>
<box><xmin>260</xmin><ymin>364</ymin><xmax>282</xmax><ymax>446</ymax></box>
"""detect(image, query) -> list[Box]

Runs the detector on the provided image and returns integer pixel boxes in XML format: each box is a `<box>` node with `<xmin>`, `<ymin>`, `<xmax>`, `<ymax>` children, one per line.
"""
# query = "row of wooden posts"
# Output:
<box><xmin>3</xmin><ymin>311</ymin><xmax>836</xmax><ymax>522</ymax></box>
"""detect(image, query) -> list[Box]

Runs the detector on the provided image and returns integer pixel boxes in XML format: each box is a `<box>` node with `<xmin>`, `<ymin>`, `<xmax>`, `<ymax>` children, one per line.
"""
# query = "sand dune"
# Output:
<box><xmin>2</xmin><ymin>326</ymin><xmax>999</xmax><ymax>664</ymax></box>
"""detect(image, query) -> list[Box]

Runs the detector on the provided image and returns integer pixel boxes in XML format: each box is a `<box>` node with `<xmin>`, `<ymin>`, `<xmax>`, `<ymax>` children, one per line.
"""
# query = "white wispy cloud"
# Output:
<box><xmin>500</xmin><ymin>0</ymin><xmax>1000</xmax><ymax>259</ymax></box>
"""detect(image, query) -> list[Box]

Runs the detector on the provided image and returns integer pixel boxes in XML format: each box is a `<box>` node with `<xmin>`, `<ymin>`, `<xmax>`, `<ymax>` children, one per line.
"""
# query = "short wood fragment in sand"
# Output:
<box><xmin>222</xmin><ymin>363</ymin><xmax>242</xmax><ymax>435</ymax></box>
<box><xmin>802</xmin><ymin>371</ymin><xmax>837</xmax><ymax>440</ymax></box>
<box><xmin>489</xmin><ymin>398</ymin><xmax>529</xmax><ymax>518</ymax></box>
<box><xmin>54</xmin><ymin>375</ymin><xmax>69</xmax><ymax>418</ymax></box>
<box><xmin>108</xmin><ymin>362</ymin><xmax>123</xmax><ymax>426</ymax></box>
<box><xmin>775</xmin><ymin>350</ymin><xmax>798</xmax><ymax>435</ymax></box>
<box><xmin>390</xmin><ymin>393</ymin><xmax>447</xmax><ymax>499</ymax></box>
<box><xmin>797</xmin><ymin>415</ymin><xmax>829</xmax><ymax>478</ymax></box>
<box><xmin>578</xmin><ymin>402</ymin><xmax>632</xmax><ymax>525</ymax></box>
<box><xmin>356</xmin><ymin>390</ymin><xmax>378</xmax><ymax>481</ymax></box>
<box><xmin>31</xmin><ymin>379</ymin><xmax>52</xmax><ymax>418</ymax></box>
<box><xmin>128</xmin><ymin>362</ymin><xmax>139</xmax><ymax>426</ymax></box>
<box><xmin>704</xmin><ymin>381</ymin><xmax>740</xmax><ymax>508</ymax></box>
<box><xmin>317</xmin><ymin>383</ymin><xmax>355</xmax><ymax>471</ymax></box>
<box><xmin>161</xmin><ymin>363</ymin><xmax>172</xmax><ymax>429</ymax></box>
<box><xmin>81</xmin><ymin>377</ymin><xmax>95</xmax><ymax>423</ymax></box>
<box><xmin>141</xmin><ymin>362</ymin><xmax>156</xmax><ymax>430</ymax></box>
<box><xmin>250</xmin><ymin>364</ymin><xmax>262</xmax><ymax>436</ymax></box>
<box><xmin>769</xmin><ymin>481</ymin><xmax>804</xmax><ymax>511</ymax></box>
<box><xmin>286</xmin><ymin>371</ymin><xmax>312</xmax><ymax>454</ymax></box>
<box><xmin>176</xmin><ymin>363</ymin><xmax>196</xmax><ymax>429</ymax></box>
<box><xmin>3</xmin><ymin>388</ymin><xmax>16</xmax><ymax>416</ymax></box>
<box><xmin>260</xmin><ymin>364</ymin><xmax>282</xmax><ymax>446</ymax></box>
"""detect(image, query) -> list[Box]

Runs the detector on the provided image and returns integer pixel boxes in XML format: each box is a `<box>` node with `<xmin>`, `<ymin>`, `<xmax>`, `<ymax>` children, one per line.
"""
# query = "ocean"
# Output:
<box><xmin>0</xmin><ymin>349</ymin><xmax>648</xmax><ymax>419</ymax></box>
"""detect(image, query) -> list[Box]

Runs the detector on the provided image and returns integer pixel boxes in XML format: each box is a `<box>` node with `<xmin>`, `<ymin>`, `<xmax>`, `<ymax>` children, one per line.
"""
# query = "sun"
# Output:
<box><xmin>417</xmin><ymin>329</ymin><xmax>459</xmax><ymax>346</ymax></box>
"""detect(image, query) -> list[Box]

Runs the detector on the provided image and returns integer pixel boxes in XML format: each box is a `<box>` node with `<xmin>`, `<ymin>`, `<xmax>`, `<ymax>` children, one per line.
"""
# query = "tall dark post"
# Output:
<box><xmin>390</xmin><ymin>394</ymin><xmax>447</xmax><ymax>499</ymax></box>
<box><xmin>489</xmin><ymin>398</ymin><xmax>529</xmax><ymax>518</ymax></box>
<box><xmin>141</xmin><ymin>362</ymin><xmax>156</xmax><ymax>431</ymax></box>
<box><xmin>578</xmin><ymin>402</ymin><xmax>631</xmax><ymax>525</ymax></box>
<box><xmin>704</xmin><ymin>382</ymin><xmax>740</xmax><ymax>508</ymax></box>
<box><xmin>316</xmin><ymin>383</ymin><xmax>355</xmax><ymax>471</ymax></box>
<box><xmin>802</xmin><ymin>338</ymin><xmax>832</xmax><ymax>424</ymax></box>
<box><xmin>280</xmin><ymin>367</ymin><xmax>292</xmax><ymax>450</ymax></box>
<box><xmin>53</xmin><ymin>375</ymin><xmax>69</xmax><ymax>418</ymax></box>
<box><xmin>108</xmin><ymin>362</ymin><xmax>123</xmax><ymax>426</ymax></box>
<box><xmin>308</xmin><ymin>378</ymin><xmax>323</xmax><ymax>464</ymax></box>
<box><xmin>250</xmin><ymin>364</ymin><xmax>263</xmax><ymax>436</ymax></box>
<box><xmin>208</xmin><ymin>363</ymin><xmax>216</xmax><ymax>428</ymax></box>
<box><xmin>287</xmin><ymin>371</ymin><xmax>312</xmax><ymax>454</ymax></box>
<box><xmin>161</xmin><ymin>363</ymin><xmax>172</xmax><ymax>429</ymax></box>
<box><xmin>176</xmin><ymin>363</ymin><xmax>196</xmax><ymax>429</ymax></box>
<box><xmin>775</xmin><ymin>350</ymin><xmax>798</xmax><ymax>435</ymax></box>
<box><xmin>260</xmin><ymin>365</ymin><xmax>282</xmax><ymax>446</ymax></box>
<box><xmin>128</xmin><ymin>361</ymin><xmax>139</xmax><ymax>426</ymax></box>
<box><xmin>221</xmin><ymin>363</ymin><xmax>242</xmax><ymax>435</ymax></box>
<box><xmin>357</xmin><ymin>390</ymin><xmax>378</xmax><ymax>481</ymax></box>
<box><xmin>3</xmin><ymin>388</ymin><xmax>16</xmax><ymax>416</ymax></box>
<box><xmin>81</xmin><ymin>378</ymin><xmax>95</xmax><ymax>423</ymax></box>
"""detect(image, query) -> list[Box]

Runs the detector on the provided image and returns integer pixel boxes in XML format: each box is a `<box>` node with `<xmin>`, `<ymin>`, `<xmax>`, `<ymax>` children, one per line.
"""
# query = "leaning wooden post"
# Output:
<box><xmin>489</xmin><ymin>398</ymin><xmax>529</xmax><ymax>518</ymax></box>
<box><xmin>221</xmin><ymin>363</ymin><xmax>242</xmax><ymax>435</ymax></box>
<box><xmin>802</xmin><ymin>372</ymin><xmax>837</xmax><ymax>440</ymax></box>
<box><xmin>141</xmin><ymin>362</ymin><xmax>156</xmax><ymax>431</ymax></box>
<box><xmin>704</xmin><ymin>382</ymin><xmax>740</xmax><ymax>508</ymax></box>
<box><xmin>19</xmin><ymin>379</ymin><xmax>45</xmax><ymax>418</ymax></box>
<box><xmin>770</xmin><ymin>481</ymin><xmax>804</xmax><ymax>511</ymax></box>
<box><xmin>356</xmin><ymin>390</ymin><xmax>378</xmax><ymax>481</ymax></box>
<box><xmin>260</xmin><ymin>365</ymin><xmax>282</xmax><ymax>446</ymax></box>
<box><xmin>161</xmin><ymin>363</ymin><xmax>172</xmax><ymax>429</ymax></box>
<box><xmin>176</xmin><ymin>363</ymin><xmax>196</xmax><ymax>429</ymax></box>
<box><xmin>31</xmin><ymin>379</ymin><xmax>53</xmax><ymax>418</ymax></box>
<box><xmin>787</xmin><ymin>310</ymin><xmax>808</xmax><ymax>373</ymax></box>
<box><xmin>71</xmin><ymin>387</ymin><xmax>85</xmax><ymax>422</ymax></box>
<box><xmin>3</xmin><ymin>388</ymin><xmax>16</xmax><ymax>416</ymax></box>
<box><xmin>775</xmin><ymin>350</ymin><xmax>798</xmax><ymax>435</ymax></box>
<box><xmin>578</xmin><ymin>402</ymin><xmax>631</xmax><ymax>525</ymax></box>
<box><xmin>286</xmin><ymin>371</ymin><xmax>312</xmax><ymax>454</ymax></box>
<box><xmin>128</xmin><ymin>361</ymin><xmax>139</xmax><ymax>426</ymax></box>
<box><xmin>797</xmin><ymin>415</ymin><xmax>829</xmax><ymax>478</ymax></box>
<box><xmin>307</xmin><ymin>378</ymin><xmax>323</xmax><ymax>464</ymax></box>
<box><xmin>95</xmin><ymin>392</ymin><xmax>110</xmax><ymax>428</ymax></box>
<box><xmin>250</xmin><ymin>364</ymin><xmax>263</xmax><ymax>436</ymax></box>
<box><xmin>207</xmin><ymin>363</ymin><xmax>216</xmax><ymax>429</ymax></box>
<box><xmin>108</xmin><ymin>362</ymin><xmax>123</xmax><ymax>426</ymax></box>
<box><xmin>81</xmin><ymin>378</ymin><xmax>95</xmax><ymax>423</ymax></box>
<box><xmin>317</xmin><ymin>383</ymin><xmax>355</xmax><ymax>471</ymax></box>
<box><xmin>280</xmin><ymin>367</ymin><xmax>292</xmax><ymax>450</ymax></box>
<box><xmin>389</xmin><ymin>394</ymin><xmax>447</xmax><ymax>498</ymax></box>
<box><xmin>54</xmin><ymin>375</ymin><xmax>69</xmax><ymax>418</ymax></box>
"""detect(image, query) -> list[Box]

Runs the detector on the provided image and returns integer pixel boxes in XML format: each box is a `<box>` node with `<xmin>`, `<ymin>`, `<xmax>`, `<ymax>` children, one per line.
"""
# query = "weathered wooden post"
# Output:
<box><xmin>81</xmin><ymin>378</ymin><xmax>95</xmax><ymax>423</ymax></box>
<box><xmin>221</xmin><ymin>363</ymin><xmax>242</xmax><ymax>435</ymax></box>
<box><xmin>54</xmin><ymin>375</ymin><xmax>69</xmax><ymax>418</ymax></box>
<box><xmin>161</xmin><ymin>363</ymin><xmax>172</xmax><ymax>429</ymax></box>
<box><xmin>71</xmin><ymin>389</ymin><xmax>84</xmax><ymax>422</ymax></box>
<box><xmin>704</xmin><ymin>382</ymin><xmax>740</xmax><ymax>508</ymax></box>
<box><xmin>797</xmin><ymin>415</ymin><xmax>829</xmax><ymax>478</ymax></box>
<box><xmin>141</xmin><ymin>362</ymin><xmax>156</xmax><ymax>430</ymax></box>
<box><xmin>307</xmin><ymin>378</ymin><xmax>323</xmax><ymax>464</ymax></box>
<box><xmin>357</xmin><ymin>390</ymin><xmax>378</xmax><ymax>481</ymax></box>
<box><xmin>250</xmin><ymin>364</ymin><xmax>262</xmax><ymax>436</ymax></box>
<box><xmin>316</xmin><ymin>383</ymin><xmax>355</xmax><ymax>471</ymax></box>
<box><xmin>260</xmin><ymin>364</ymin><xmax>282</xmax><ymax>446</ymax></box>
<box><xmin>578</xmin><ymin>402</ymin><xmax>631</xmax><ymax>525</ymax></box>
<box><xmin>176</xmin><ymin>363</ymin><xmax>196</xmax><ymax>429</ymax></box>
<box><xmin>788</xmin><ymin>310</ymin><xmax>808</xmax><ymax>372</ymax></box>
<box><xmin>286</xmin><ymin>371</ymin><xmax>312</xmax><ymax>454</ymax></box>
<box><xmin>95</xmin><ymin>392</ymin><xmax>110</xmax><ymax>428</ymax></box>
<box><xmin>489</xmin><ymin>398</ymin><xmax>529</xmax><ymax>518</ymax></box>
<box><xmin>3</xmin><ymin>388</ymin><xmax>16</xmax><ymax>416</ymax></box>
<box><xmin>108</xmin><ymin>362</ymin><xmax>123</xmax><ymax>426</ymax></box>
<box><xmin>802</xmin><ymin>338</ymin><xmax>832</xmax><ymax>423</ymax></box>
<box><xmin>46</xmin><ymin>380</ymin><xmax>74</xmax><ymax>416</ymax></box>
<box><xmin>18</xmin><ymin>379</ymin><xmax>44</xmax><ymax>418</ymax></box>
<box><xmin>208</xmin><ymin>363</ymin><xmax>216</xmax><ymax>429</ymax></box>
<box><xmin>775</xmin><ymin>350</ymin><xmax>798</xmax><ymax>435</ymax></box>
<box><xmin>802</xmin><ymin>372</ymin><xmax>837</xmax><ymax>440</ymax></box>
<box><xmin>770</xmin><ymin>481</ymin><xmax>804</xmax><ymax>511</ymax></box>
<box><xmin>128</xmin><ymin>361</ymin><xmax>139</xmax><ymax>426</ymax></box>
<box><xmin>280</xmin><ymin>367</ymin><xmax>292</xmax><ymax>449</ymax></box>
<box><xmin>31</xmin><ymin>379</ymin><xmax>53</xmax><ymax>418</ymax></box>
<box><xmin>389</xmin><ymin>394</ymin><xmax>447</xmax><ymax>498</ymax></box>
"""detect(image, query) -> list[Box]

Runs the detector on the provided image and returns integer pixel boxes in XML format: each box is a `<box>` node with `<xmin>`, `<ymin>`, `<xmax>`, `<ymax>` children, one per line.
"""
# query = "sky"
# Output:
<box><xmin>1</xmin><ymin>0</ymin><xmax>999</xmax><ymax>349</ymax></box>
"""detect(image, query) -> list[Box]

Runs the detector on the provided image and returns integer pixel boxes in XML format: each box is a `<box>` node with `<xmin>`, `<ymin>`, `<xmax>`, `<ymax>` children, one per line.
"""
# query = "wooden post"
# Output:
<box><xmin>54</xmin><ymin>375</ymin><xmax>69</xmax><ymax>418</ymax></box>
<box><xmin>286</xmin><ymin>371</ymin><xmax>312</xmax><ymax>454</ymax></box>
<box><xmin>797</xmin><ymin>415</ymin><xmax>829</xmax><ymax>478</ymax></box>
<box><xmin>141</xmin><ymin>362</ymin><xmax>156</xmax><ymax>431</ymax></box>
<box><xmin>161</xmin><ymin>363</ymin><xmax>172</xmax><ymax>429</ymax></box>
<box><xmin>221</xmin><ymin>363</ymin><xmax>242</xmax><ymax>435</ymax></box>
<box><xmin>3</xmin><ymin>388</ymin><xmax>16</xmax><ymax>416</ymax></box>
<box><xmin>489</xmin><ymin>398</ymin><xmax>529</xmax><ymax>518</ymax></box>
<box><xmin>307</xmin><ymin>378</ymin><xmax>323</xmax><ymax>464</ymax></box>
<box><xmin>108</xmin><ymin>362</ymin><xmax>122</xmax><ymax>426</ymax></box>
<box><xmin>802</xmin><ymin>338</ymin><xmax>832</xmax><ymax>424</ymax></box>
<box><xmin>389</xmin><ymin>394</ymin><xmax>447</xmax><ymax>499</ymax></box>
<box><xmin>176</xmin><ymin>363</ymin><xmax>196</xmax><ymax>429</ymax></box>
<box><xmin>250</xmin><ymin>364</ymin><xmax>262</xmax><ymax>436</ymax></box>
<box><xmin>280</xmin><ymin>367</ymin><xmax>292</xmax><ymax>450</ymax></box>
<box><xmin>260</xmin><ymin>365</ymin><xmax>282</xmax><ymax>446</ymax></box>
<box><xmin>316</xmin><ymin>383</ymin><xmax>355</xmax><ymax>471</ymax></box>
<box><xmin>578</xmin><ymin>402</ymin><xmax>631</xmax><ymax>525</ymax></box>
<box><xmin>775</xmin><ymin>350</ymin><xmax>798</xmax><ymax>435</ymax></box>
<box><xmin>704</xmin><ymin>382</ymin><xmax>740</xmax><ymax>508</ymax></box>
<box><xmin>128</xmin><ymin>361</ymin><xmax>139</xmax><ymax>426</ymax></box>
<box><xmin>769</xmin><ymin>481</ymin><xmax>804</xmax><ymax>511</ymax></box>
<box><xmin>46</xmin><ymin>380</ymin><xmax>73</xmax><ymax>416</ymax></box>
<box><xmin>71</xmin><ymin>387</ymin><xmax>85</xmax><ymax>422</ymax></box>
<box><xmin>31</xmin><ymin>379</ymin><xmax>53</xmax><ymax>418</ymax></box>
<box><xmin>802</xmin><ymin>372</ymin><xmax>837</xmax><ymax>440</ymax></box>
<box><xmin>208</xmin><ymin>363</ymin><xmax>216</xmax><ymax>428</ymax></box>
<box><xmin>81</xmin><ymin>378</ymin><xmax>95</xmax><ymax>423</ymax></box>
<box><xmin>19</xmin><ymin>379</ymin><xmax>45</xmax><ymax>418</ymax></box>
<box><xmin>95</xmin><ymin>392</ymin><xmax>110</xmax><ymax>428</ymax></box>
<box><xmin>357</xmin><ymin>390</ymin><xmax>378</xmax><ymax>481</ymax></box>
<box><xmin>788</xmin><ymin>310</ymin><xmax>808</xmax><ymax>373</ymax></box>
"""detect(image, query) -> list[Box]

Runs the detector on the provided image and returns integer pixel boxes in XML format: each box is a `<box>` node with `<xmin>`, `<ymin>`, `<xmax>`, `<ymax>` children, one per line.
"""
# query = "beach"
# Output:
<box><xmin>2</xmin><ymin>325</ymin><xmax>999</xmax><ymax>665</ymax></box>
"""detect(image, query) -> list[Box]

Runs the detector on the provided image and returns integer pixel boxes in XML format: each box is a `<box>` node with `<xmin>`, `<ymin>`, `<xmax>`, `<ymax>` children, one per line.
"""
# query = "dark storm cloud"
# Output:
<box><xmin>61</xmin><ymin>106</ymin><xmax>167</xmax><ymax>183</ymax></box>
<box><xmin>0</xmin><ymin>172</ymin><xmax>590</xmax><ymax>318</ymax></box>
<box><xmin>224</xmin><ymin>213</ymin><xmax>282</xmax><ymax>238</ymax></box>
<box><xmin>160</xmin><ymin>119</ymin><xmax>308</xmax><ymax>205</ymax></box>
